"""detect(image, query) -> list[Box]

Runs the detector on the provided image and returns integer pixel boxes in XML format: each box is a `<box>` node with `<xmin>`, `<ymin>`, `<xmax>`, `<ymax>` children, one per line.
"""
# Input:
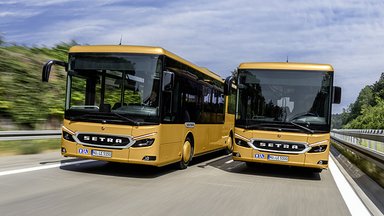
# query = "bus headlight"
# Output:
<box><xmin>63</xmin><ymin>131</ymin><xmax>75</xmax><ymax>142</ymax></box>
<box><xmin>308</xmin><ymin>145</ymin><xmax>327</xmax><ymax>153</ymax></box>
<box><xmin>235</xmin><ymin>138</ymin><xmax>251</xmax><ymax>148</ymax></box>
<box><xmin>308</xmin><ymin>140</ymin><xmax>328</xmax><ymax>153</ymax></box>
<box><xmin>132</xmin><ymin>139</ymin><xmax>155</xmax><ymax>147</ymax></box>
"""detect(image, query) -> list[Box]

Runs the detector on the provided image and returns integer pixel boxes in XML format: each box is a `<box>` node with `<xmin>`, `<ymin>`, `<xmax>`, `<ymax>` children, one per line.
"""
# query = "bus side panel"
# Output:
<box><xmin>157</xmin><ymin>124</ymin><xmax>184</xmax><ymax>165</ymax></box>
<box><xmin>208</xmin><ymin>124</ymin><xmax>223</xmax><ymax>151</ymax></box>
<box><xmin>188</xmin><ymin>124</ymin><xmax>205</xmax><ymax>155</ymax></box>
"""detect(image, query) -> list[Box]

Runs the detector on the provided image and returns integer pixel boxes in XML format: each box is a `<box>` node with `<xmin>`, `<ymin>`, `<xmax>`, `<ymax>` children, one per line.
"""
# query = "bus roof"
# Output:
<box><xmin>238</xmin><ymin>62</ymin><xmax>334</xmax><ymax>72</ymax></box>
<box><xmin>69</xmin><ymin>45</ymin><xmax>223</xmax><ymax>82</ymax></box>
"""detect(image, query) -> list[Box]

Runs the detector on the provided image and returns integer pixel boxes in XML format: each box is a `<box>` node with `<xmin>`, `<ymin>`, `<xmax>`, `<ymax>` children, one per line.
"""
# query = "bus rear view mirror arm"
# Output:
<box><xmin>42</xmin><ymin>60</ymin><xmax>68</xmax><ymax>82</ymax></box>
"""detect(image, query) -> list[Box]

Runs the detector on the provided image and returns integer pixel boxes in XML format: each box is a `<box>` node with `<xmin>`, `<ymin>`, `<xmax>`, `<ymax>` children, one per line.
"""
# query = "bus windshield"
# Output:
<box><xmin>66</xmin><ymin>53</ymin><xmax>161</xmax><ymax>125</ymax></box>
<box><xmin>236</xmin><ymin>69</ymin><xmax>332</xmax><ymax>132</ymax></box>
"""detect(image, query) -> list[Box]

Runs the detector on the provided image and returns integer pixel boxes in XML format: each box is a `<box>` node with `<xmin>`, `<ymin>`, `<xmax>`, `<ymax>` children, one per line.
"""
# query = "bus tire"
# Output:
<box><xmin>178</xmin><ymin>137</ymin><xmax>193</xmax><ymax>170</ymax></box>
<box><xmin>224</xmin><ymin>134</ymin><xmax>234</xmax><ymax>154</ymax></box>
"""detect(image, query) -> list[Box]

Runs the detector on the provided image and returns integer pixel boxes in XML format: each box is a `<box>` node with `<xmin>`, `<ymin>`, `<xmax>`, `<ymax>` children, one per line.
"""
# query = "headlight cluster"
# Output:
<box><xmin>132</xmin><ymin>139</ymin><xmax>155</xmax><ymax>147</ymax></box>
<box><xmin>234</xmin><ymin>138</ymin><xmax>251</xmax><ymax>148</ymax></box>
<box><xmin>308</xmin><ymin>145</ymin><xmax>327</xmax><ymax>153</ymax></box>
<box><xmin>62</xmin><ymin>131</ymin><xmax>75</xmax><ymax>142</ymax></box>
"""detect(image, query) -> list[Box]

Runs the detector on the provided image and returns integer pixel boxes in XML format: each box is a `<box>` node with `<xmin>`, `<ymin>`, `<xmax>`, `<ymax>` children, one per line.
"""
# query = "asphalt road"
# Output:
<box><xmin>0</xmin><ymin>151</ymin><xmax>351</xmax><ymax>216</ymax></box>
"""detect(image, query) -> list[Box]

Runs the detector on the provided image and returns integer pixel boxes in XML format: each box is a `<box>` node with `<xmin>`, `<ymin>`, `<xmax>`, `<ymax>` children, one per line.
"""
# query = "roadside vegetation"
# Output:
<box><xmin>0</xmin><ymin>36</ymin><xmax>75</xmax><ymax>130</ymax></box>
<box><xmin>332</xmin><ymin>73</ymin><xmax>384</xmax><ymax>129</ymax></box>
<box><xmin>0</xmin><ymin>139</ymin><xmax>60</xmax><ymax>155</ymax></box>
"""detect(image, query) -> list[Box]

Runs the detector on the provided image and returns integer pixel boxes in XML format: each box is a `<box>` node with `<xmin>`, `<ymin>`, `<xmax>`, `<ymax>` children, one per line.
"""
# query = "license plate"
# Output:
<box><xmin>267</xmin><ymin>155</ymin><xmax>288</xmax><ymax>162</ymax></box>
<box><xmin>91</xmin><ymin>150</ymin><xmax>112</xmax><ymax>158</ymax></box>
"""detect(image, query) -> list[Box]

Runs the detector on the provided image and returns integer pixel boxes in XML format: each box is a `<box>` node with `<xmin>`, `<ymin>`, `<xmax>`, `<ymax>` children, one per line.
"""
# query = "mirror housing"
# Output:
<box><xmin>224</xmin><ymin>76</ymin><xmax>234</xmax><ymax>95</ymax></box>
<box><xmin>162</xmin><ymin>71</ymin><xmax>174</xmax><ymax>91</ymax></box>
<box><xmin>332</xmin><ymin>86</ymin><xmax>341</xmax><ymax>104</ymax></box>
<box><xmin>42</xmin><ymin>60</ymin><xmax>68</xmax><ymax>82</ymax></box>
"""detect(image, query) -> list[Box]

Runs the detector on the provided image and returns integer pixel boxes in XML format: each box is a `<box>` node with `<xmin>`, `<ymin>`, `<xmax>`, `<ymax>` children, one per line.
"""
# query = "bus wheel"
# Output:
<box><xmin>178</xmin><ymin>137</ymin><xmax>193</xmax><ymax>169</ymax></box>
<box><xmin>224</xmin><ymin>135</ymin><xmax>233</xmax><ymax>154</ymax></box>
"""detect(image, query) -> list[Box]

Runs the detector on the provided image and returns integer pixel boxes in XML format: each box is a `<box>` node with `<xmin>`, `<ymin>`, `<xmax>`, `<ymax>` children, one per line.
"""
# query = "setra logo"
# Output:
<box><xmin>76</xmin><ymin>133</ymin><xmax>131</xmax><ymax>147</ymax></box>
<box><xmin>259</xmin><ymin>142</ymin><xmax>299</xmax><ymax>150</ymax></box>
<box><xmin>83</xmin><ymin>136</ymin><xmax>123</xmax><ymax>144</ymax></box>
<box><xmin>252</xmin><ymin>140</ymin><xmax>307</xmax><ymax>152</ymax></box>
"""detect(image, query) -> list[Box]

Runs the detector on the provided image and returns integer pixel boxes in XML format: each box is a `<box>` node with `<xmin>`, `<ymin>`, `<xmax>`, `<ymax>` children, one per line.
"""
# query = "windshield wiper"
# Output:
<box><xmin>288</xmin><ymin>121</ymin><xmax>314</xmax><ymax>134</ymax></box>
<box><xmin>242</xmin><ymin>120</ymin><xmax>314</xmax><ymax>134</ymax></box>
<box><xmin>243</xmin><ymin>122</ymin><xmax>281</xmax><ymax>130</ymax></box>
<box><xmin>244</xmin><ymin>124</ymin><xmax>263</xmax><ymax>129</ymax></box>
<box><xmin>68</xmin><ymin>112</ymin><xmax>151</xmax><ymax>126</ymax></box>
<box><xmin>111</xmin><ymin>112</ymin><xmax>157</xmax><ymax>126</ymax></box>
<box><xmin>110</xmin><ymin>112</ymin><xmax>143</xmax><ymax>125</ymax></box>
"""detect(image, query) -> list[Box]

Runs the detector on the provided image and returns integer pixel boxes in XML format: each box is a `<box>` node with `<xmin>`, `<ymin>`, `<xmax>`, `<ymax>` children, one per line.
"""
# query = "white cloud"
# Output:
<box><xmin>2</xmin><ymin>0</ymin><xmax>384</xmax><ymax>113</ymax></box>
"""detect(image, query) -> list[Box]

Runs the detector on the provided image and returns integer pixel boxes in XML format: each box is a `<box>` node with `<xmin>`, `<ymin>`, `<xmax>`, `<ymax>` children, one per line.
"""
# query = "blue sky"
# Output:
<box><xmin>1</xmin><ymin>0</ymin><xmax>384</xmax><ymax>113</ymax></box>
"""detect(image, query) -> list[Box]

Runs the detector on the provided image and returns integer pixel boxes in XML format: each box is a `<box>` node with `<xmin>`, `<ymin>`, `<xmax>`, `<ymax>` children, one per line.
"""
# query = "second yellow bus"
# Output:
<box><xmin>224</xmin><ymin>62</ymin><xmax>341</xmax><ymax>172</ymax></box>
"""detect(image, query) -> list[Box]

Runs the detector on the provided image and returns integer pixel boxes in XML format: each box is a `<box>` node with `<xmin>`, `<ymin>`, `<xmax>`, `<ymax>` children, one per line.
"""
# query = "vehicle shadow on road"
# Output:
<box><xmin>202</xmin><ymin>155</ymin><xmax>322</xmax><ymax>181</ymax></box>
<box><xmin>59</xmin><ymin>159</ymin><xmax>177</xmax><ymax>179</ymax></box>
<box><xmin>57</xmin><ymin>150</ymin><xmax>229</xmax><ymax>179</ymax></box>
<box><xmin>57</xmin><ymin>149</ymin><xmax>230</xmax><ymax>178</ymax></box>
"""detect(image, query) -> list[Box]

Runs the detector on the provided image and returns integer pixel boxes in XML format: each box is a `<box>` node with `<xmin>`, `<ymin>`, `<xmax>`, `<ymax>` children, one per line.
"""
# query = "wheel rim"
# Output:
<box><xmin>182</xmin><ymin>140</ymin><xmax>192</xmax><ymax>163</ymax></box>
<box><xmin>227</xmin><ymin>136</ymin><xmax>233</xmax><ymax>152</ymax></box>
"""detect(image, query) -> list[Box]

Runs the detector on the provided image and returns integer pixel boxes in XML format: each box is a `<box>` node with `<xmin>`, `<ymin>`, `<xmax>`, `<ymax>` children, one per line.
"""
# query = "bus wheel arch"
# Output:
<box><xmin>178</xmin><ymin>133</ymin><xmax>194</xmax><ymax>169</ymax></box>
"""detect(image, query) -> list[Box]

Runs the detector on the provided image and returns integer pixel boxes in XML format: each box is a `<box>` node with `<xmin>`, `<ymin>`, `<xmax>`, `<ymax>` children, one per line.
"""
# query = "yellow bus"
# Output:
<box><xmin>42</xmin><ymin>45</ymin><xmax>234</xmax><ymax>169</ymax></box>
<box><xmin>224</xmin><ymin>62</ymin><xmax>341</xmax><ymax>172</ymax></box>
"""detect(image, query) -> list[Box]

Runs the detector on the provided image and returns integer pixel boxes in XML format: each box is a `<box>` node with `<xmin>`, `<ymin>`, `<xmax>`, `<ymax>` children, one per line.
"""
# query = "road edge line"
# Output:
<box><xmin>0</xmin><ymin>160</ymin><xmax>93</xmax><ymax>177</ymax></box>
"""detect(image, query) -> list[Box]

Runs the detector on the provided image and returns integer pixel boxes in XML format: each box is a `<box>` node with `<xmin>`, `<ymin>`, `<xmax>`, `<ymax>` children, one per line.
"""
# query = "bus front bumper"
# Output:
<box><xmin>61</xmin><ymin>139</ymin><xmax>163</xmax><ymax>166</ymax></box>
<box><xmin>232</xmin><ymin>145</ymin><xmax>329</xmax><ymax>169</ymax></box>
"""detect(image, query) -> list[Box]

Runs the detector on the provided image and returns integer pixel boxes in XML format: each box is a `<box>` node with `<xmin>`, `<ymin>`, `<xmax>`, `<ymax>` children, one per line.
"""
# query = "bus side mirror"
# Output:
<box><xmin>162</xmin><ymin>71</ymin><xmax>174</xmax><ymax>91</ymax></box>
<box><xmin>224</xmin><ymin>76</ymin><xmax>233</xmax><ymax>95</ymax></box>
<box><xmin>42</xmin><ymin>60</ymin><xmax>68</xmax><ymax>82</ymax></box>
<box><xmin>333</xmin><ymin>86</ymin><xmax>341</xmax><ymax>104</ymax></box>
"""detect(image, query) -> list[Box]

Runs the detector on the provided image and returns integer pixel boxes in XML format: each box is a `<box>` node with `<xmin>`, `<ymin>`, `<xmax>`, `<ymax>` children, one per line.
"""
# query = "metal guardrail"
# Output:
<box><xmin>331</xmin><ymin>129</ymin><xmax>384</xmax><ymax>165</ymax></box>
<box><xmin>0</xmin><ymin>130</ymin><xmax>61</xmax><ymax>141</ymax></box>
<box><xmin>332</xmin><ymin>129</ymin><xmax>384</xmax><ymax>143</ymax></box>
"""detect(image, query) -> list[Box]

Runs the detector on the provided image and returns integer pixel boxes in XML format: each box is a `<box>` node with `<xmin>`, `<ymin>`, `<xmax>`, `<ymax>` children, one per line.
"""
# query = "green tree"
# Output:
<box><xmin>345</xmin><ymin>97</ymin><xmax>384</xmax><ymax>129</ymax></box>
<box><xmin>0</xmin><ymin>40</ymin><xmax>74</xmax><ymax>129</ymax></box>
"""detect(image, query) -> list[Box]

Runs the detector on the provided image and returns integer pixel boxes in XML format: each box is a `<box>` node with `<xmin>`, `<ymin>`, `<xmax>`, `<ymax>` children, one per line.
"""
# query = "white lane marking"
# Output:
<box><xmin>329</xmin><ymin>157</ymin><xmax>371</xmax><ymax>216</ymax></box>
<box><xmin>225</xmin><ymin>160</ymin><xmax>234</xmax><ymax>164</ymax></box>
<box><xmin>0</xmin><ymin>160</ymin><xmax>94</xmax><ymax>177</ymax></box>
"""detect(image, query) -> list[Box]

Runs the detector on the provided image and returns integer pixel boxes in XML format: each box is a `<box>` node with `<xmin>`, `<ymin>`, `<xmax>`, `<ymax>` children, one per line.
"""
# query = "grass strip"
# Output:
<box><xmin>331</xmin><ymin>141</ymin><xmax>384</xmax><ymax>188</ymax></box>
<box><xmin>0</xmin><ymin>139</ymin><xmax>60</xmax><ymax>155</ymax></box>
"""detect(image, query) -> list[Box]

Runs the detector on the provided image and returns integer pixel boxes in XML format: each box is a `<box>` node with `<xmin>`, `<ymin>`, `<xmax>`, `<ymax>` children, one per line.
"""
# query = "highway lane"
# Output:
<box><xmin>0</xmin><ymin>152</ymin><xmax>351</xmax><ymax>216</ymax></box>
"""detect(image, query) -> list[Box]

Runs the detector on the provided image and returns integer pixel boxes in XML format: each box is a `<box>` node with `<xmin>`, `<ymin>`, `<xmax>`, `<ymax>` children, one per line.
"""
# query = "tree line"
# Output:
<box><xmin>332</xmin><ymin>73</ymin><xmax>384</xmax><ymax>129</ymax></box>
<box><xmin>0</xmin><ymin>38</ymin><xmax>77</xmax><ymax>130</ymax></box>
